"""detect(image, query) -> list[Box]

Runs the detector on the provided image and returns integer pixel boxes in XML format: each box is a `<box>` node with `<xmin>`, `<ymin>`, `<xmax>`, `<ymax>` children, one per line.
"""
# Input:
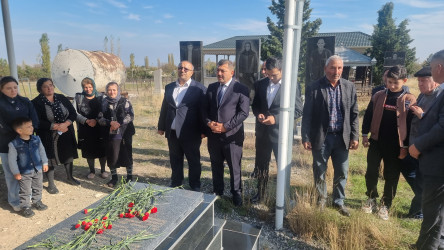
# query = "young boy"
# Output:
<box><xmin>361</xmin><ymin>65</ymin><xmax>416</xmax><ymax>220</ymax></box>
<box><xmin>8</xmin><ymin>117</ymin><xmax>49</xmax><ymax>218</ymax></box>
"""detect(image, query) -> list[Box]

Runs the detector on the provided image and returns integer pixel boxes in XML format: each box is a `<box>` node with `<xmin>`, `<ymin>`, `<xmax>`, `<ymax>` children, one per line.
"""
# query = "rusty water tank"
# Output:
<box><xmin>51</xmin><ymin>49</ymin><xmax>126</xmax><ymax>97</ymax></box>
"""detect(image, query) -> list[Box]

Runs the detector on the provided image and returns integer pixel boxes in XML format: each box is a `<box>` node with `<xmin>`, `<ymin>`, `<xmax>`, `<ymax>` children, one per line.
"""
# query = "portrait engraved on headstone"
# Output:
<box><xmin>384</xmin><ymin>51</ymin><xmax>406</xmax><ymax>67</ymax></box>
<box><xmin>180</xmin><ymin>41</ymin><xmax>203</xmax><ymax>83</ymax></box>
<box><xmin>306</xmin><ymin>36</ymin><xmax>335</xmax><ymax>84</ymax></box>
<box><xmin>236</xmin><ymin>39</ymin><xmax>260</xmax><ymax>92</ymax></box>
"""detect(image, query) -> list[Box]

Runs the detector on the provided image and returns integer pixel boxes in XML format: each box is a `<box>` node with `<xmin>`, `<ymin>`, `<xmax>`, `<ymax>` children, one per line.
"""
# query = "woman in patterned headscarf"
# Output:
<box><xmin>75</xmin><ymin>77</ymin><xmax>108</xmax><ymax>180</ymax></box>
<box><xmin>32</xmin><ymin>78</ymin><xmax>79</xmax><ymax>194</ymax></box>
<box><xmin>98</xmin><ymin>82</ymin><xmax>135</xmax><ymax>188</ymax></box>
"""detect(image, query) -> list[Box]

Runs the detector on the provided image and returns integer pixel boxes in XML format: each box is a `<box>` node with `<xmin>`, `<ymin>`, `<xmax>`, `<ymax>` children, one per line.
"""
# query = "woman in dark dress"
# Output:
<box><xmin>75</xmin><ymin>77</ymin><xmax>108</xmax><ymax>179</ymax></box>
<box><xmin>32</xmin><ymin>78</ymin><xmax>79</xmax><ymax>194</ymax></box>
<box><xmin>98</xmin><ymin>82</ymin><xmax>135</xmax><ymax>187</ymax></box>
<box><xmin>0</xmin><ymin>76</ymin><xmax>39</xmax><ymax>211</ymax></box>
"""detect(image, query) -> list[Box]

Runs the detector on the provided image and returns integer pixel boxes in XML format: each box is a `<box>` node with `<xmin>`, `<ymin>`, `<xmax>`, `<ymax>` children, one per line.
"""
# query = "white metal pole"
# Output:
<box><xmin>275</xmin><ymin>0</ymin><xmax>296</xmax><ymax>230</ymax></box>
<box><xmin>1</xmin><ymin>0</ymin><xmax>18</xmax><ymax>81</ymax></box>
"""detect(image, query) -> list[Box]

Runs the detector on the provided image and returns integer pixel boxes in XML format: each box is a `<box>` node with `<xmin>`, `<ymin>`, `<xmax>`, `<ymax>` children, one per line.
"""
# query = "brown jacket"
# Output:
<box><xmin>365</xmin><ymin>90</ymin><xmax>416</xmax><ymax>147</ymax></box>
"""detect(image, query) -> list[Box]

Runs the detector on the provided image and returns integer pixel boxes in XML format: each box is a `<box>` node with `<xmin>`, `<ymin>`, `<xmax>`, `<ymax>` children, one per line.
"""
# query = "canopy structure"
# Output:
<box><xmin>336</xmin><ymin>46</ymin><xmax>373</xmax><ymax>67</ymax></box>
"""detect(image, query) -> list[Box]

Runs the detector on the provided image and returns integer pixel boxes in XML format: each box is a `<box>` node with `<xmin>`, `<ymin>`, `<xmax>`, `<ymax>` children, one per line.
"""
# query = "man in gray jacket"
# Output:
<box><xmin>302</xmin><ymin>55</ymin><xmax>359</xmax><ymax>217</ymax></box>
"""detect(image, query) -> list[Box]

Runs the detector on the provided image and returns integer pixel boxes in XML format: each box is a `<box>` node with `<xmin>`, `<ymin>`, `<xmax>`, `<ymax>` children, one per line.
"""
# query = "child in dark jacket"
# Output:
<box><xmin>8</xmin><ymin>117</ymin><xmax>49</xmax><ymax>218</ymax></box>
<box><xmin>361</xmin><ymin>65</ymin><xmax>416</xmax><ymax>220</ymax></box>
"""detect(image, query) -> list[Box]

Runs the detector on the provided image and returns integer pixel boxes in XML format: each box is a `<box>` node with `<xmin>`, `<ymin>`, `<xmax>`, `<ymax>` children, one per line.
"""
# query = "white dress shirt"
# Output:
<box><xmin>217</xmin><ymin>78</ymin><xmax>232</xmax><ymax>105</ymax></box>
<box><xmin>267</xmin><ymin>79</ymin><xmax>281</xmax><ymax>108</ymax></box>
<box><xmin>171</xmin><ymin>78</ymin><xmax>192</xmax><ymax>130</ymax></box>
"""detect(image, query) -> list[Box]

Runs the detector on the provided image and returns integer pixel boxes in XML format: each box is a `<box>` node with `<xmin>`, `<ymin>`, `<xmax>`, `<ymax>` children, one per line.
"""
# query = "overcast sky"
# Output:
<box><xmin>0</xmin><ymin>0</ymin><xmax>442</xmax><ymax>66</ymax></box>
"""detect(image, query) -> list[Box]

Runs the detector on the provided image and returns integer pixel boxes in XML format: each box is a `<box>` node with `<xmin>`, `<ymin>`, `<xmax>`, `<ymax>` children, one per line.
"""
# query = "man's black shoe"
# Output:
<box><xmin>334</xmin><ymin>204</ymin><xmax>350</xmax><ymax>217</ymax></box>
<box><xmin>233</xmin><ymin>194</ymin><xmax>243</xmax><ymax>207</ymax></box>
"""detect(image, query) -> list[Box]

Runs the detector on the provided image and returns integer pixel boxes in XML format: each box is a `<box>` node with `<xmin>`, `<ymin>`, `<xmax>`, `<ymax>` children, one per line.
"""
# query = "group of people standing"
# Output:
<box><xmin>0</xmin><ymin>76</ymin><xmax>134</xmax><ymax>218</ymax></box>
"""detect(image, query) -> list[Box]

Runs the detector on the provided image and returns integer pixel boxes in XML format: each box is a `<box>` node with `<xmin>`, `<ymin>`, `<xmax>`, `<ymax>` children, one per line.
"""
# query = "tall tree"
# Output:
<box><xmin>104</xmin><ymin>36</ymin><xmax>108</xmax><ymax>52</ymax></box>
<box><xmin>110</xmin><ymin>35</ymin><xmax>115</xmax><ymax>54</ymax></box>
<box><xmin>261</xmin><ymin>0</ymin><xmax>321</xmax><ymax>84</ymax></box>
<box><xmin>144</xmin><ymin>56</ymin><xmax>149</xmax><ymax>69</ymax></box>
<box><xmin>367</xmin><ymin>2</ymin><xmax>417</xmax><ymax>85</ymax></box>
<box><xmin>57</xmin><ymin>44</ymin><xmax>63</xmax><ymax>53</ymax></box>
<box><xmin>129</xmin><ymin>53</ymin><xmax>135</xmax><ymax>69</ymax></box>
<box><xmin>39</xmin><ymin>33</ymin><xmax>51</xmax><ymax>76</ymax></box>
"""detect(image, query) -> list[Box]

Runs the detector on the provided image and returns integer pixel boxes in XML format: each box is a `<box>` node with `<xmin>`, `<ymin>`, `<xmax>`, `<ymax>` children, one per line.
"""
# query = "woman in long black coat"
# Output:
<box><xmin>32</xmin><ymin>78</ymin><xmax>79</xmax><ymax>194</ymax></box>
<box><xmin>98</xmin><ymin>82</ymin><xmax>135</xmax><ymax>187</ymax></box>
<box><xmin>75</xmin><ymin>77</ymin><xmax>107</xmax><ymax>179</ymax></box>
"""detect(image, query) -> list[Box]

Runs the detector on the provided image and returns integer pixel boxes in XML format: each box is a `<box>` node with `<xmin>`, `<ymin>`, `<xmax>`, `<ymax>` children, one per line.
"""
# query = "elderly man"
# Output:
<box><xmin>409</xmin><ymin>50</ymin><xmax>444</xmax><ymax>250</ymax></box>
<box><xmin>405</xmin><ymin>66</ymin><xmax>440</xmax><ymax>219</ymax></box>
<box><xmin>203</xmin><ymin>59</ymin><xmax>250</xmax><ymax>207</ymax></box>
<box><xmin>302</xmin><ymin>55</ymin><xmax>359</xmax><ymax>216</ymax></box>
<box><xmin>158</xmin><ymin>61</ymin><xmax>207</xmax><ymax>191</ymax></box>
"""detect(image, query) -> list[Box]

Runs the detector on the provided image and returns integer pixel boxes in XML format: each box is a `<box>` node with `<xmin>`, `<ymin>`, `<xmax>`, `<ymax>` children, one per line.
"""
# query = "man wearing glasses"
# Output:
<box><xmin>158</xmin><ymin>60</ymin><xmax>207</xmax><ymax>192</ymax></box>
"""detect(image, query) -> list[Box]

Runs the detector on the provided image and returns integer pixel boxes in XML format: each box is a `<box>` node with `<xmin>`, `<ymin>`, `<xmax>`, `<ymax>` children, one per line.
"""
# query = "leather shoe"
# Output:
<box><xmin>334</xmin><ymin>204</ymin><xmax>350</xmax><ymax>217</ymax></box>
<box><xmin>233</xmin><ymin>194</ymin><xmax>243</xmax><ymax>207</ymax></box>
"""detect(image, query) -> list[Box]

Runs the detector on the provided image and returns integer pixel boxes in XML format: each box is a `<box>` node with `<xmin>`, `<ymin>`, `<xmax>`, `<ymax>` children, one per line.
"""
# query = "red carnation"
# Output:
<box><xmin>95</xmin><ymin>218</ymin><xmax>99</xmax><ymax>223</ymax></box>
<box><xmin>84</xmin><ymin>225</ymin><xmax>91</xmax><ymax>231</ymax></box>
<box><xmin>151</xmin><ymin>207</ymin><xmax>158</xmax><ymax>214</ymax></box>
<box><xmin>142</xmin><ymin>215</ymin><xmax>149</xmax><ymax>221</ymax></box>
<box><xmin>81</xmin><ymin>221</ymin><xmax>86</xmax><ymax>226</ymax></box>
<box><xmin>119</xmin><ymin>213</ymin><xmax>124</xmax><ymax>218</ymax></box>
<box><xmin>75</xmin><ymin>223</ymin><xmax>81</xmax><ymax>229</ymax></box>
<box><xmin>107</xmin><ymin>224</ymin><xmax>113</xmax><ymax>229</ymax></box>
<box><xmin>84</xmin><ymin>209</ymin><xmax>88</xmax><ymax>214</ymax></box>
<box><xmin>128</xmin><ymin>202</ymin><xmax>134</xmax><ymax>207</ymax></box>
<box><xmin>103</xmin><ymin>216</ymin><xmax>108</xmax><ymax>220</ymax></box>
<box><xmin>97</xmin><ymin>229</ymin><xmax>103</xmax><ymax>234</ymax></box>
<box><xmin>145</xmin><ymin>212</ymin><xmax>149</xmax><ymax>216</ymax></box>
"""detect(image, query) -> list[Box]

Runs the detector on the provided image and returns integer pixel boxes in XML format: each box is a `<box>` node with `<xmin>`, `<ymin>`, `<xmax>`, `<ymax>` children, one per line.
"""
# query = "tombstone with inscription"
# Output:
<box><xmin>153</xmin><ymin>68</ymin><xmax>163</xmax><ymax>94</ymax></box>
<box><xmin>236</xmin><ymin>39</ymin><xmax>260</xmax><ymax>93</ymax></box>
<box><xmin>180</xmin><ymin>41</ymin><xmax>203</xmax><ymax>83</ymax></box>
<box><xmin>306</xmin><ymin>36</ymin><xmax>335</xmax><ymax>84</ymax></box>
<box><xmin>384</xmin><ymin>51</ymin><xmax>406</xmax><ymax>67</ymax></box>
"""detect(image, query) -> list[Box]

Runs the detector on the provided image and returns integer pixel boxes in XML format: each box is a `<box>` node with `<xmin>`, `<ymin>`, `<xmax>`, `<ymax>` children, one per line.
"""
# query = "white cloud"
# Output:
<box><xmin>85</xmin><ymin>2</ymin><xmax>98</xmax><ymax>8</ymax></box>
<box><xmin>127</xmin><ymin>13</ymin><xmax>140</xmax><ymax>21</ymax></box>
<box><xmin>218</xmin><ymin>19</ymin><xmax>268</xmax><ymax>33</ymax></box>
<box><xmin>163</xmin><ymin>14</ymin><xmax>173</xmax><ymax>19</ymax></box>
<box><xmin>107</xmin><ymin>0</ymin><xmax>127</xmax><ymax>9</ymax></box>
<box><xmin>143</xmin><ymin>5</ymin><xmax>153</xmax><ymax>9</ymax></box>
<box><xmin>395</xmin><ymin>0</ymin><xmax>444</xmax><ymax>8</ymax></box>
<box><xmin>334</xmin><ymin>13</ymin><xmax>347</xmax><ymax>19</ymax></box>
<box><xmin>155</xmin><ymin>20</ymin><xmax>163</xmax><ymax>24</ymax></box>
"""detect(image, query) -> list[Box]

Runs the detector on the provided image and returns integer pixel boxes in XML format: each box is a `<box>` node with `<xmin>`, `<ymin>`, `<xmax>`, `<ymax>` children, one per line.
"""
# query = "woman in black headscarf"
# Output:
<box><xmin>98</xmin><ymin>82</ymin><xmax>135</xmax><ymax>187</ymax></box>
<box><xmin>75</xmin><ymin>77</ymin><xmax>107</xmax><ymax>179</ymax></box>
<box><xmin>32</xmin><ymin>78</ymin><xmax>79</xmax><ymax>194</ymax></box>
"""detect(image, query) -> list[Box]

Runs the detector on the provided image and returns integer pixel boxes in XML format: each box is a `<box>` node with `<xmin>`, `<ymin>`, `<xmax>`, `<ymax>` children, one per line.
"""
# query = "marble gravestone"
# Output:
<box><xmin>17</xmin><ymin>183</ymin><xmax>206</xmax><ymax>249</ymax></box>
<box><xmin>153</xmin><ymin>69</ymin><xmax>163</xmax><ymax>95</ymax></box>
<box><xmin>179</xmin><ymin>41</ymin><xmax>203</xmax><ymax>83</ymax></box>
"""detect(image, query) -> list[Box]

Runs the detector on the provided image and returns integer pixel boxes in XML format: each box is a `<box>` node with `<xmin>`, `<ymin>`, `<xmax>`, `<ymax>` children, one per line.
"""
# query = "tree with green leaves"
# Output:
<box><xmin>261</xmin><ymin>0</ymin><xmax>321</xmax><ymax>85</ymax></box>
<box><xmin>104</xmin><ymin>36</ymin><xmax>108</xmax><ymax>52</ymax></box>
<box><xmin>367</xmin><ymin>2</ymin><xmax>417</xmax><ymax>85</ymax></box>
<box><xmin>57</xmin><ymin>44</ymin><xmax>63</xmax><ymax>53</ymax></box>
<box><xmin>39</xmin><ymin>33</ymin><xmax>51</xmax><ymax>77</ymax></box>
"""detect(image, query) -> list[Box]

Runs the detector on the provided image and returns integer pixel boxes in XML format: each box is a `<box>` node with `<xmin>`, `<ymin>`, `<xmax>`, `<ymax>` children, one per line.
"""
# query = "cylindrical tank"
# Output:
<box><xmin>51</xmin><ymin>49</ymin><xmax>126</xmax><ymax>97</ymax></box>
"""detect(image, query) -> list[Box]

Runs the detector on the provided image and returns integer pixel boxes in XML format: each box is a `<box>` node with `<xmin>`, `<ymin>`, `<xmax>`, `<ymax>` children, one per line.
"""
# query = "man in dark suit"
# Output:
<box><xmin>409</xmin><ymin>50</ymin><xmax>444</xmax><ymax>250</ymax></box>
<box><xmin>301</xmin><ymin>55</ymin><xmax>359</xmax><ymax>216</ymax></box>
<box><xmin>250</xmin><ymin>57</ymin><xmax>302</xmax><ymax>203</ymax></box>
<box><xmin>203</xmin><ymin>59</ymin><xmax>250</xmax><ymax>206</ymax></box>
<box><xmin>158</xmin><ymin>60</ymin><xmax>206</xmax><ymax>191</ymax></box>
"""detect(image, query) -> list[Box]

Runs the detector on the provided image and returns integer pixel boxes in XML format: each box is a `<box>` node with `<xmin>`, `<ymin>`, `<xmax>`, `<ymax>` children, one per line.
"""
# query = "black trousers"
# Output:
<box><xmin>365</xmin><ymin>139</ymin><xmax>402</xmax><ymax>208</ymax></box>
<box><xmin>208</xmin><ymin>137</ymin><xmax>243</xmax><ymax>196</ymax></box>
<box><xmin>255</xmin><ymin>134</ymin><xmax>278</xmax><ymax>180</ymax></box>
<box><xmin>167</xmin><ymin>131</ymin><xmax>202</xmax><ymax>189</ymax></box>
<box><xmin>416</xmin><ymin>176</ymin><xmax>444</xmax><ymax>250</ymax></box>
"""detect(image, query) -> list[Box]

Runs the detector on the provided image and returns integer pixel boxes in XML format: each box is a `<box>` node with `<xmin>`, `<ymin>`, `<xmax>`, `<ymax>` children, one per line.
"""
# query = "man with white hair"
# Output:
<box><xmin>302</xmin><ymin>55</ymin><xmax>359</xmax><ymax>217</ymax></box>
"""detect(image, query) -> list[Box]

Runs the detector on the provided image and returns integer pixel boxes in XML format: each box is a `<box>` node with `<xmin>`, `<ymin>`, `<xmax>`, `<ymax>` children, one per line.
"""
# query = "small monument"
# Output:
<box><xmin>153</xmin><ymin>68</ymin><xmax>163</xmax><ymax>94</ymax></box>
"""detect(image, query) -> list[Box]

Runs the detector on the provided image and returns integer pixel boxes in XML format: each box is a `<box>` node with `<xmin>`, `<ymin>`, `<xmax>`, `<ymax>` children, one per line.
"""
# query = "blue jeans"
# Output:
<box><xmin>0</xmin><ymin>153</ymin><xmax>20</xmax><ymax>207</ymax></box>
<box><xmin>312</xmin><ymin>133</ymin><xmax>349</xmax><ymax>206</ymax></box>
